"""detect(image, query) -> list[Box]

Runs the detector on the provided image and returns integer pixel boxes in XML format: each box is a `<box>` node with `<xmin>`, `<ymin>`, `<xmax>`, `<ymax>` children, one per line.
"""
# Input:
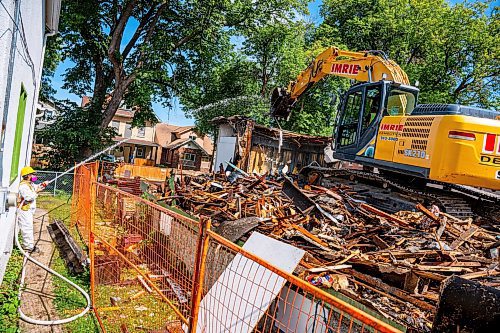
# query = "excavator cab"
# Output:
<box><xmin>333</xmin><ymin>81</ymin><xmax>419</xmax><ymax>162</ymax></box>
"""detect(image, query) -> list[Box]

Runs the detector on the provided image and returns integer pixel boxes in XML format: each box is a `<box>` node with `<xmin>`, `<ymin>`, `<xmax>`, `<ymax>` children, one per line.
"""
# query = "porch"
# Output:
<box><xmin>112</xmin><ymin>138</ymin><xmax>159</xmax><ymax>165</ymax></box>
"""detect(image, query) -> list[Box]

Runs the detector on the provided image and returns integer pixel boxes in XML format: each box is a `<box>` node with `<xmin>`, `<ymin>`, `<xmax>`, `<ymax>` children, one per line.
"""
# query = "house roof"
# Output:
<box><xmin>154</xmin><ymin>123</ymin><xmax>213</xmax><ymax>154</ymax></box>
<box><xmin>212</xmin><ymin>115</ymin><xmax>331</xmax><ymax>146</ymax></box>
<box><xmin>165</xmin><ymin>138</ymin><xmax>210</xmax><ymax>156</ymax></box>
<box><xmin>112</xmin><ymin>137</ymin><xmax>159</xmax><ymax>147</ymax></box>
<box><xmin>115</xmin><ymin>109</ymin><xmax>135</xmax><ymax>118</ymax></box>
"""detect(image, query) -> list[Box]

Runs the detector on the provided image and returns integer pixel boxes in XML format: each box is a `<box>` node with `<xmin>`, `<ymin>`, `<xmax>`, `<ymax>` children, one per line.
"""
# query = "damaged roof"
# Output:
<box><xmin>212</xmin><ymin>115</ymin><xmax>331</xmax><ymax>146</ymax></box>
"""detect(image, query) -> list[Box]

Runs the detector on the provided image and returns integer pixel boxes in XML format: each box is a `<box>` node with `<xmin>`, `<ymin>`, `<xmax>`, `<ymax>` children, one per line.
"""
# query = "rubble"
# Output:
<box><xmin>121</xmin><ymin>169</ymin><xmax>499</xmax><ymax>332</ymax></box>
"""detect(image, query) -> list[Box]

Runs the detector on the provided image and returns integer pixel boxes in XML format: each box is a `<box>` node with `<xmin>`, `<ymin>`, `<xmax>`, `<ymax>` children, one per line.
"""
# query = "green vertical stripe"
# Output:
<box><xmin>10</xmin><ymin>85</ymin><xmax>27</xmax><ymax>183</ymax></box>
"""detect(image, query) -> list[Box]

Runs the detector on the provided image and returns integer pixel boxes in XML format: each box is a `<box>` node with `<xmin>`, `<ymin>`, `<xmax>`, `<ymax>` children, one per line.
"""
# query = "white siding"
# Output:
<box><xmin>0</xmin><ymin>0</ymin><xmax>52</xmax><ymax>282</ymax></box>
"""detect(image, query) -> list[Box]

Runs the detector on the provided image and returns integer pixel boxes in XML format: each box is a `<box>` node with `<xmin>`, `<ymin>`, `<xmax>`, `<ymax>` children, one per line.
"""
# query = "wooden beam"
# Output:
<box><xmin>345</xmin><ymin>269</ymin><xmax>435</xmax><ymax>311</ymax></box>
<box><xmin>450</xmin><ymin>226</ymin><xmax>478</xmax><ymax>250</ymax></box>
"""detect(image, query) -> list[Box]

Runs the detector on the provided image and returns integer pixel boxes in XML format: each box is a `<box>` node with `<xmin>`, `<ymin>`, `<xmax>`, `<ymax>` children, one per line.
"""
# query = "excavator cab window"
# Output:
<box><xmin>386</xmin><ymin>87</ymin><xmax>416</xmax><ymax>116</ymax></box>
<box><xmin>361</xmin><ymin>86</ymin><xmax>381</xmax><ymax>132</ymax></box>
<box><xmin>338</xmin><ymin>89</ymin><xmax>363</xmax><ymax>146</ymax></box>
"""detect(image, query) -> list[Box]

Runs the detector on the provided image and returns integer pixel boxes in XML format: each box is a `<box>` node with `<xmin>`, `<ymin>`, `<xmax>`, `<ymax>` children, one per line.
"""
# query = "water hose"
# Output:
<box><xmin>15</xmin><ymin>138</ymin><xmax>130</xmax><ymax>325</ymax></box>
<box><xmin>15</xmin><ymin>208</ymin><xmax>91</xmax><ymax>325</ymax></box>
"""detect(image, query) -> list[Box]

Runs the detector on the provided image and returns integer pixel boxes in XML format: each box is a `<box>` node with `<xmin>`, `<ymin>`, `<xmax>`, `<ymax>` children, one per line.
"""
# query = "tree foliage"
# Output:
<box><xmin>42</xmin><ymin>0</ymin><xmax>498</xmax><ymax>160</ymax></box>
<box><xmin>321</xmin><ymin>0</ymin><xmax>499</xmax><ymax>108</ymax></box>
<box><xmin>38</xmin><ymin>101</ymin><xmax>115</xmax><ymax>170</ymax></box>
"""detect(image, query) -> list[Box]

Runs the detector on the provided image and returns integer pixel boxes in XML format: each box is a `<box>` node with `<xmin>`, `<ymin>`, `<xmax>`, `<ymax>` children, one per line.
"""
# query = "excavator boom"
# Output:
<box><xmin>271</xmin><ymin>47</ymin><xmax>409</xmax><ymax>119</ymax></box>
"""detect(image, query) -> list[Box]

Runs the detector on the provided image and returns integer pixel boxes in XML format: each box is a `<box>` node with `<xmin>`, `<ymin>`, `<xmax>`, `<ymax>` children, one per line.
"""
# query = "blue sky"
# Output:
<box><xmin>49</xmin><ymin>0</ymin><xmax>480</xmax><ymax>126</ymax></box>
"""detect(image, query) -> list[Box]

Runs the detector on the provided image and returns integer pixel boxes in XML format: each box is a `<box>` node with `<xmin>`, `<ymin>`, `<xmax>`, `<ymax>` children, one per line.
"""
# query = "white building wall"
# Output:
<box><xmin>0</xmin><ymin>0</ymin><xmax>51</xmax><ymax>283</ymax></box>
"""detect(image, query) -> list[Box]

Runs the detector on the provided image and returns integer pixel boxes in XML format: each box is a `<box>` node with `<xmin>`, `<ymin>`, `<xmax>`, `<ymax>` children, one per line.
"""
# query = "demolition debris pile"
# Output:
<box><xmin>152</xmin><ymin>171</ymin><xmax>500</xmax><ymax>332</ymax></box>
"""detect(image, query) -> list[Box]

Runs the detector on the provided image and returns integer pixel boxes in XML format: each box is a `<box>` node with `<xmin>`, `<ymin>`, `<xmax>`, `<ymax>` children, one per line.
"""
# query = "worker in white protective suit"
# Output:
<box><xmin>17</xmin><ymin>166</ymin><xmax>47</xmax><ymax>253</ymax></box>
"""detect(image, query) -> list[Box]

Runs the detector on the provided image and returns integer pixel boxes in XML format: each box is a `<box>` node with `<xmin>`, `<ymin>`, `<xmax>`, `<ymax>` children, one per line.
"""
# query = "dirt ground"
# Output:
<box><xmin>18</xmin><ymin>209</ymin><xmax>63</xmax><ymax>333</ymax></box>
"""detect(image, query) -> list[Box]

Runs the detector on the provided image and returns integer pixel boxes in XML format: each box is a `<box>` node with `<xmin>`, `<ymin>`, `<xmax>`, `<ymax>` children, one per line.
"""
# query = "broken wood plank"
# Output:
<box><xmin>415</xmin><ymin>265</ymin><xmax>472</xmax><ymax>273</ymax></box>
<box><xmin>450</xmin><ymin>226</ymin><xmax>479</xmax><ymax>250</ymax></box>
<box><xmin>416</xmin><ymin>203</ymin><xmax>439</xmax><ymax>221</ymax></box>
<box><xmin>137</xmin><ymin>275</ymin><xmax>153</xmax><ymax>293</ymax></box>
<box><xmin>307</xmin><ymin>264</ymin><xmax>352</xmax><ymax>273</ymax></box>
<box><xmin>360</xmin><ymin>203</ymin><xmax>411</xmax><ymax>228</ymax></box>
<box><xmin>371</xmin><ymin>235</ymin><xmax>390</xmax><ymax>250</ymax></box>
<box><xmin>345</xmin><ymin>269</ymin><xmax>435</xmax><ymax>311</ymax></box>
<box><xmin>460</xmin><ymin>268</ymin><xmax>500</xmax><ymax>280</ymax></box>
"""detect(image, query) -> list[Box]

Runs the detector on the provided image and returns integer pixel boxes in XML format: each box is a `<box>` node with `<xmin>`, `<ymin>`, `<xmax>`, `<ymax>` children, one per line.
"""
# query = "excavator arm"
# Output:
<box><xmin>271</xmin><ymin>46</ymin><xmax>410</xmax><ymax>119</ymax></box>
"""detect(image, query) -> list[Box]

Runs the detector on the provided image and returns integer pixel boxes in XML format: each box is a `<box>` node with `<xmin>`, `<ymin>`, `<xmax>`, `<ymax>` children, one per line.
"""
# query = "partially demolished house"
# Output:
<box><xmin>212</xmin><ymin>116</ymin><xmax>331</xmax><ymax>174</ymax></box>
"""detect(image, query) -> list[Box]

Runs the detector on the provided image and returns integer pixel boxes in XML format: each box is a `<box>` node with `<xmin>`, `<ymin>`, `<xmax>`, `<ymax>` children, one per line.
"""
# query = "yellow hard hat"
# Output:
<box><xmin>20</xmin><ymin>166</ymin><xmax>36</xmax><ymax>177</ymax></box>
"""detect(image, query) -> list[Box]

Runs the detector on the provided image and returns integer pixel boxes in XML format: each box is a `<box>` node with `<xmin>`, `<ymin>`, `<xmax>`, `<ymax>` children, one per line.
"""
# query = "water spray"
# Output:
<box><xmin>189</xmin><ymin>96</ymin><xmax>265</xmax><ymax>114</ymax></box>
<box><xmin>45</xmin><ymin>137</ymin><xmax>131</xmax><ymax>185</ymax></box>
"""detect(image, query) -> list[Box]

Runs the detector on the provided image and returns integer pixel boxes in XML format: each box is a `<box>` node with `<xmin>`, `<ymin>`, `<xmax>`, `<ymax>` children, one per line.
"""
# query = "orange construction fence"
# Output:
<box><xmin>72</xmin><ymin>162</ymin><xmax>403</xmax><ymax>333</ymax></box>
<box><xmin>114</xmin><ymin>163</ymin><xmax>169</xmax><ymax>182</ymax></box>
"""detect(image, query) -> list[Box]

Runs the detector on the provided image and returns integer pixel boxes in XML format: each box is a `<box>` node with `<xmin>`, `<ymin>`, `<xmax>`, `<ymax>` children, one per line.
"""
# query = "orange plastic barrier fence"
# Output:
<box><xmin>72</xmin><ymin>162</ymin><xmax>403</xmax><ymax>333</ymax></box>
<box><xmin>114</xmin><ymin>163</ymin><xmax>169</xmax><ymax>182</ymax></box>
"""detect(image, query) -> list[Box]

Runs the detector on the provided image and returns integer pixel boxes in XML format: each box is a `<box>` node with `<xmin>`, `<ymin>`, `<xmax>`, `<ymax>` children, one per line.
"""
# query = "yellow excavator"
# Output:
<box><xmin>271</xmin><ymin>47</ymin><xmax>500</xmax><ymax>217</ymax></box>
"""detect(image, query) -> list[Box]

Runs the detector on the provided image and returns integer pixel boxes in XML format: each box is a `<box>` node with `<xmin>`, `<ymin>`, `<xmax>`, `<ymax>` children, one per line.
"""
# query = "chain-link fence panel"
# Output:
<box><xmin>36</xmin><ymin>170</ymin><xmax>75</xmax><ymax>197</ymax></box>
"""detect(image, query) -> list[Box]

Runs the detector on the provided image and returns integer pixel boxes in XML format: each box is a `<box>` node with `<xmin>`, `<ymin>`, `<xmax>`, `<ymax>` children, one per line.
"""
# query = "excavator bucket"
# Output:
<box><xmin>270</xmin><ymin>87</ymin><xmax>293</xmax><ymax>119</ymax></box>
<box><xmin>432</xmin><ymin>276</ymin><xmax>500</xmax><ymax>332</ymax></box>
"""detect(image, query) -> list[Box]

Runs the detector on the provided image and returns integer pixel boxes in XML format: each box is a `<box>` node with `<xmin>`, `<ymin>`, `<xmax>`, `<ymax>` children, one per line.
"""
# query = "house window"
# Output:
<box><xmin>183</xmin><ymin>153</ymin><xmax>195</xmax><ymax>161</ymax></box>
<box><xmin>124</xmin><ymin>124</ymin><xmax>132</xmax><ymax>138</ymax></box>
<box><xmin>202</xmin><ymin>156</ymin><xmax>210</xmax><ymax>162</ymax></box>
<box><xmin>10</xmin><ymin>86</ymin><xmax>27</xmax><ymax>183</ymax></box>
<box><xmin>181</xmin><ymin>152</ymin><xmax>196</xmax><ymax>166</ymax></box>
<box><xmin>136</xmin><ymin>147</ymin><xmax>145</xmax><ymax>158</ymax></box>
<box><xmin>137</xmin><ymin>127</ymin><xmax>145</xmax><ymax>138</ymax></box>
<box><xmin>111</xmin><ymin>120</ymin><xmax>120</xmax><ymax>132</ymax></box>
<box><xmin>189</xmin><ymin>135</ymin><xmax>196</xmax><ymax>140</ymax></box>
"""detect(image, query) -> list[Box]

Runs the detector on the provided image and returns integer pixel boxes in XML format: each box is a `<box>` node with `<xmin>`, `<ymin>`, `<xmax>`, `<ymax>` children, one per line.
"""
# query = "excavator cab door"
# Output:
<box><xmin>334</xmin><ymin>82</ymin><xmax>385</xmax><ymax>161</ymax></box>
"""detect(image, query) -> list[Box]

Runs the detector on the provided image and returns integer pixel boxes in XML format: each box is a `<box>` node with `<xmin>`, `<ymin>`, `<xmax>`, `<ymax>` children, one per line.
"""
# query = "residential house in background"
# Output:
<box><xmin>154</xmin><ymin>123</ymin><xmax>213</xmax><ymax>172</ymax></box>
<box><xmin>31</xmin><ymin>100</ymin><xmax>59</xmax><ymax>168</ymax></box>
<box><xmin>0</xmin><ymin>0</ymin><xmax>61</xmax><ymax>282</ymax></box>
<box><xmin>108</xmin><ymin>108</ymin><xmax>159</xmax><ymax>165</ymax></box>
<box><xmin>80</xmin><ymin>96</ymin><xmax>160</xmax><ymax>165</ymax></box>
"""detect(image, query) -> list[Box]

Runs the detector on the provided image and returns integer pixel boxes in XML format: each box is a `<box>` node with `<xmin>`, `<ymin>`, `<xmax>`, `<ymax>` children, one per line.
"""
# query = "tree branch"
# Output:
<box><xmin>121</xmin><ymin>5</ymin><xmax>160</xmax><ymax>60</ymax></box>
<box><xmin>108</xmin><ymin>0</ymin><xmax>137</xmax><ymax>82</ymax></box>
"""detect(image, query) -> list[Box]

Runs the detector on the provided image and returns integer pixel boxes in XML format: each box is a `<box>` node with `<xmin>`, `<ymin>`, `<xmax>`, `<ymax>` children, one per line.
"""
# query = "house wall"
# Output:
<box><xmin>156</xmin><ymin>128</ymin><xmax>213</xmax><ymax>166</ymax></box>
<box><xmin>172</xmin><ymin>147</ymin><xmax>202</xmax><ymax>171</ymax></box>
<box><xmin>111</xmin><ymin>116</ymin><xmax>155</xmax><ymax>142</ymax></box>
<box><xmin>0</xmin><ymin>0</ymin><xmax>53</xmax><ymax>282</ymax></box>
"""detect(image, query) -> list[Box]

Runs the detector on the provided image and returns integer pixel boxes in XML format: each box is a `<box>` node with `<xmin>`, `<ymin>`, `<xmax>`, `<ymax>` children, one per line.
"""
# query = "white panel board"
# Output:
<box><xmin>195</xmin><ymin>232</ymin><xmax>305</xmax><ymax>333</ymax></box>
<box><xmin>214</xmin><ymin>136</ymin><xmax>237</xmax><ymax>171</ymax></box>
<box><xmin>275</xmin><ymin>285</ymin><xmax>331</xmax><ymax>333</ymax></box>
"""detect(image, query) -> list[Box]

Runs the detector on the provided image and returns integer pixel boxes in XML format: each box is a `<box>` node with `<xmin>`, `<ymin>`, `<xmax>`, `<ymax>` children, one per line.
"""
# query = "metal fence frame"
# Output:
<box><xmin>36</xmin><ymin>170</ymin><xmax>75</xmax><ymax>196</ymax></box>
<box><xmin>72</xmin><ymin>162</ymin><xmax>403</xmax><ymax>333</ymax></box>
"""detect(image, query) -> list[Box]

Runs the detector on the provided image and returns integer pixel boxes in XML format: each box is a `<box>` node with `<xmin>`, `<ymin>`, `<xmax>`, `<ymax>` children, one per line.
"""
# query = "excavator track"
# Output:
<box><xmin>302</xmin><ymin>166</ymin><xmax>499</xmax><ymax>220</ymax></box>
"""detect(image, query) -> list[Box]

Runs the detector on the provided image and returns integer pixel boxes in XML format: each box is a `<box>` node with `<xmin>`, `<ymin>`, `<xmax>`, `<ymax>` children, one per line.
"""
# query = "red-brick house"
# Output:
<box><xmin>154</xmin><ymin>124</ymin><xmax>213</xmax><ymax>172</ymax></box>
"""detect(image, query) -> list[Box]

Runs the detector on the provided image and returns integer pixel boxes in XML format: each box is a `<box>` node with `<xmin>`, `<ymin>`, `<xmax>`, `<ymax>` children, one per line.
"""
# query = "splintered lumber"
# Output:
<box><xmin>416</xmin><ymin>203</ymin><xmax>439</xmax><ymax>222</ymax></box>
<box><xmin>157</xmin><ymin>166</ymin><xmax>499</xmax><ymax>332</ymax></box>
<box><xmin>345</xmin><ymin>269</ymin><xmax>435</xmax><ymax>311</ymax></box>
<box><xmin>450</xmin><ymin>226</ymin><xmax>478</xmax><ymax>250</ymax></box>
<box><xmin>360</xmin><ymin>203</ymin><xmax>411</xmax><ymax>228</ymax></box>
<box><xmin>307</xmin><ymin>264</ymin><xmax>352</xmax><ymax>273</ymax></box>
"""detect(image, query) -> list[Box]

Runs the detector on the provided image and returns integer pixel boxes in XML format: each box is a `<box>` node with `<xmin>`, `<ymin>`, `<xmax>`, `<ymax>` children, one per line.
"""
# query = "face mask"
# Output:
<box><xmin>31</xmin><ymin>176</ymin><xmax>38</xmax><ymax>182</ymax></box>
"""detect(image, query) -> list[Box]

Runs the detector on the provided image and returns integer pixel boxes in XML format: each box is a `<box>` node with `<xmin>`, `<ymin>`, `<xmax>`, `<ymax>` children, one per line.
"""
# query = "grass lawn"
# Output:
<box><xmin>0</xmin><ymin>248</ymin><xmax>23</xmax><ymax>333</ymax></box>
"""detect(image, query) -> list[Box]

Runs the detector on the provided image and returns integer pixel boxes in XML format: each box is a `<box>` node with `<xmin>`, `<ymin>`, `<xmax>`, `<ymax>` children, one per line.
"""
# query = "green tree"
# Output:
<box><xmin>44</xmin><ymin>0</ymin><xmax>308</xmax><ymax>156</ymax></box>
<box><xmin>38</xmin><ymin>101</ymin><xmax>115</xmax><ymax>170</ymax></box>
<box><xmin>320</xmin><ymin>0</ymin><xmax>499</xmax><ymax>108</ymax></box>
